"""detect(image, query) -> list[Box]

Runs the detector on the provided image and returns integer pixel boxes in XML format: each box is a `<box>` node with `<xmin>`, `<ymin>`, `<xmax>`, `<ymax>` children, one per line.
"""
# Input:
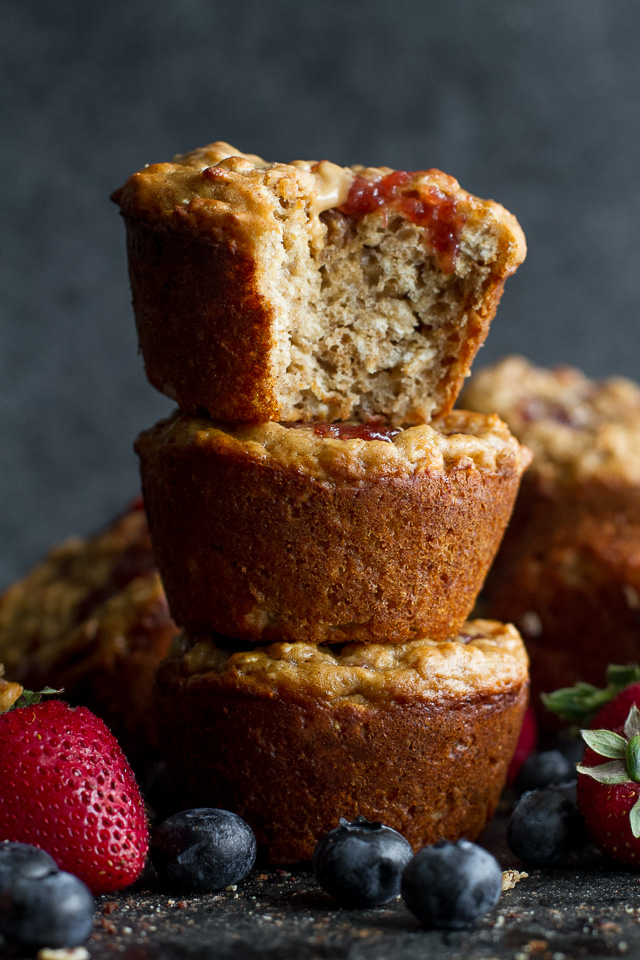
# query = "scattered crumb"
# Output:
<box><xmin>102</xmin><ymin>901</ymin><xmax>119</xmax><ymax>915</ymax></box>
<box><xmin>225</xmin><ymin>884</ymin><xmax>238</xmax><ymax>892</ymax></box>
<box><xmin>526</xmin><ymin>940</ymin><xmax>549</xmax><ymax>954</ymax></box>
<box><xmin>502</xmin><ymin>869</ymin><xmax>529</xmax><ymax>891</ymax></box>
<box><xmin>37</xmin><ymin>949</ymin><xmax>90</xmax><ymax>960</ymax></box>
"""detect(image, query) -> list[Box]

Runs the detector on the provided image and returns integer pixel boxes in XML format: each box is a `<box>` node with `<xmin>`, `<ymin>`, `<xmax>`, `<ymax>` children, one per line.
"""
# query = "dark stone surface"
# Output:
<box><xmin>2</xmin><ymin>812</ymin><xmax>638</xmax><ymax>959</ymax></box>
<box><xmin>2</xmin><ymin>0</ymin><xmax>640</xmax><ymax>588</ymax></box>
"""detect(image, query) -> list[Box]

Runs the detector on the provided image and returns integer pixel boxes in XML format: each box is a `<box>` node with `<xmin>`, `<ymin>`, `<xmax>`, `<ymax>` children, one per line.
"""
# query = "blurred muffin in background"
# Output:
<box><xmin>462</xmin><ymin>355</ymin><xmax>640</xmax><ymax>715</ymax></box>
<box><xmin>0</xmin><ymin>500</ymin><xmax>177</xmax><ymax>768</ymax></box>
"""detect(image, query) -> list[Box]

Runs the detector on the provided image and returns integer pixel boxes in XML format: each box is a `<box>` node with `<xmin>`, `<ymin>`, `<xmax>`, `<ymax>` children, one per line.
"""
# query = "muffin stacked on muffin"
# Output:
<box><xmin>114</xmin><ymin>143</ymin><xmax>531</xmax><ymax>860</ymax></box>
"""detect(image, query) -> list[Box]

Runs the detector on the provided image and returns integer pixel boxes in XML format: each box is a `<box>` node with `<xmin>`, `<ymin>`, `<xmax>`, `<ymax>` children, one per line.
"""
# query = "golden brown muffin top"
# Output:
<box><xmin>462</xmin><ymin>355</ymin><xmax>640</xmax><ymax>486</ymax></box>
<box><xmin>136</xmin><ymin>408</ymin><xmax>531</xmax><ymax>483</ymax></box>
<box><xmin>113</xmin><ymin>141</ymin><xmax>526</xmax><ymax>269</ymax></box>
<box><xmin>171</xmin><ymin>620</ymin><xmax>528</xmax><ymax>706</ymax></box>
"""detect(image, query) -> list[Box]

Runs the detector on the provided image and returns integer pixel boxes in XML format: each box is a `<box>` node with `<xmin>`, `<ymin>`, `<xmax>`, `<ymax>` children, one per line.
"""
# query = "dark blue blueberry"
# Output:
<box><xmin>507</xmin><ymin>781</ymin><xmax>587</xmax><ymax>865</ymax></box>
<box><xmin>0</xmin><ymin>870</ymin><xmax>94</xmax><ymax>949</ymax></box>
<box><xmin>151</xmin><ymin>808</ymin><xmax>257</xmax><ymax>891</ymax></box>
<box><xmin>515</xmin><ymin>749</ymin><xmax>576</xmax><ymax>794</ymax></box>
<box><xmin>401</xmin><ymin>840</ymin><xmax>502</xmax><ymax>929</ymax></box>
<box><xmin>312</xmin><ymin>816</ymin><xmax>413</xmax><ymax>908</ymax></box>
<box><xmin>0</xmin><ymin>842</ymin><xmax>59</xmax><ymax>893</ymax></box>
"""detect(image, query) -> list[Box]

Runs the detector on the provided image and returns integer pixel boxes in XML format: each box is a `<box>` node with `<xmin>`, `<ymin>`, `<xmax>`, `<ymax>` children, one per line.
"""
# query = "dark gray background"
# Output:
<box><xmin>2</xmin><ymin>0</ymin><xmax>639</xmax><ymax>588</ymax></box>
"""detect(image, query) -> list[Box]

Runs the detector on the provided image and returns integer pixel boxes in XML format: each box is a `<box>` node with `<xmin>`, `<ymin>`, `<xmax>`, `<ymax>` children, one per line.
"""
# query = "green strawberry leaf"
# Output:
<box><xmin>10</xmin><ymin>687</ymin><xmax>61</xmax><ymax>711</ymax></box>
<box><xmin>624</xmin><ymin>705</ymin><xmax>640</xmax><ymax>739</ymax></box>
<box><xmin>607</xmin><ymin>664</ymin><xmax>640</xmax><ymax>688</ymax></box>
<box><xmin>630</xmin><ymin>796</ymin><xmax>640</xmax><ymax>839</ymax></box>
<box><xmin>581</xmin><ymin>729</ymin><xmax>628</xmax><ymax>759</ymax></box>
<box><xmin>543</xmin><ymin>664</ymin><xmax>640</xmax><ymax>725</ymax></box>
<box><xmin>542</xmin><ymin>683</ymin><xmax>602</xmax><ymax>723</ymax></box>
<box><xmin>576</xmin><ymin>759</ymin><xmax>629</xmax><ymax>784</ymax></box>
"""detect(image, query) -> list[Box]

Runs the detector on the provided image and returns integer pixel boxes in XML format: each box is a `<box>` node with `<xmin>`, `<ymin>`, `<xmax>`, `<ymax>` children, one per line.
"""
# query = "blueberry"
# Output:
<box><xmin>0</xmin><ymin>871</ymin><xmax>94</xmax><ymax>949</ymax></box>
<box><xmin>0</xmin><ymin>841</ymin><xmax>59</xmax><ymax>892</ymax></box>
<box><xmin>401</xmin><ymin>840</ymin><xmax>502</xmax><ymax>929</ymax></box>
<box><xmin>515</xmin><ymin>750</ymin><xmax>576</xmax><ymax>793</ymax></box>
<box><xmin>151</xmin><ymin>808</ymin><xmax>257</xmax><ymax>891</ymax></box>
<box><xmin>312</xmin><ymin>816</ymin><xmax>413</xmax><ymax>908</ymax></box>
<box><xmin>507</xmin><ymin>782</ymin><xmax>587</xmax><ymax>865</ymax></box>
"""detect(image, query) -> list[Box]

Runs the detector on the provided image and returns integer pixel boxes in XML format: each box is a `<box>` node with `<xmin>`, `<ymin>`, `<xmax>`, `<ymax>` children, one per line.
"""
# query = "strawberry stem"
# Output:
<box><xmin>542</xmin><ymin>664</ymin><xmax>640</xmax><ymax>725</ymax></box>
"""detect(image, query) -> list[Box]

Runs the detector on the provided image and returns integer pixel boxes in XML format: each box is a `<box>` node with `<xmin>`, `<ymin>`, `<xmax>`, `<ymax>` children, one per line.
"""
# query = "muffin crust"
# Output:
<box><xmin>178</xmin><ymin>620</ymin><xmax>528</xmax><ymax>705</ymax></box>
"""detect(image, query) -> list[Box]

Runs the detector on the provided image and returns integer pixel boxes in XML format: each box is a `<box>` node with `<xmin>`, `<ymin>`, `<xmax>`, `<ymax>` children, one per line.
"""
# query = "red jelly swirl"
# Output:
<box><xmin>284</xmin><ymin>422</ymin><xmax>402</xmax><ymax>443</ymax></box>
<box><xmin>338</xmin><ymin>170</ymin><xmax>466</xmax><ymax>274</ymax></box>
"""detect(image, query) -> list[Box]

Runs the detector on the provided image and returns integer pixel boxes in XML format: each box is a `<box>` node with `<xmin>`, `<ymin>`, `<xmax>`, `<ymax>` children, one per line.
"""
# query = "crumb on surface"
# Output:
<box><xmin>37</xmin><ymin>948</ymin><xmax>90</xmax><ymax>960</ymax></box>
<box><xmin>502</xmin><ymin>868</ymin><xmax>529</xmax><ymax>891</ymax></box>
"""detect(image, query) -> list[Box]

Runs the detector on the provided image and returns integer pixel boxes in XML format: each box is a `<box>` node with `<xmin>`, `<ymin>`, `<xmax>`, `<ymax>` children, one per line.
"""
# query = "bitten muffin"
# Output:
<box><xmin>113</xmin><ymin>142</ymin><xmax>526</xmax><ymax>424</ymax></box>
<box><xmin>0</xmin><ymin>501</ymin><xmax>177</xmax><ymax>765</ymax></box>
<box><xmin>136</xmin><ymin>409</ymin><xmax>531</xmax><ymax>644</ymax></box>
<box><xmin>155</xmin><ymin>620</ymin><xmax>529</xmax><ymax>862</ymax></box>
<box><xmin>462</xmin><ymin>355</ymin><xmax>640</xmax><ymax>704</ymax></box>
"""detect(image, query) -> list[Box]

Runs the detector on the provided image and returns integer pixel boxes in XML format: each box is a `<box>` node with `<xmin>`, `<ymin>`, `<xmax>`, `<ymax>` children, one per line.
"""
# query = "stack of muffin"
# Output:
<box><xmin>114</xmin><ymin>142</ymin><xmax>531</xmax><ymax>862</ymax></box>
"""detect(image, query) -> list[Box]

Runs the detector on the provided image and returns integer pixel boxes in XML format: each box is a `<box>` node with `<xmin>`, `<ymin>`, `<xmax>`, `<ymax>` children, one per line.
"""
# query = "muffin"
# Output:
<box><xmin>113</xmin><ymin>142</ymin><xmax>526</xmax><ymax>424</ymax></box>
<box><xmin>462</xmin><ymin>355</ymin><xmax>640</xmax><ymax>702</ymax></box>
<box><xmin>136</xmin><ymin>409</ymin><xmax>532</xmax><ymax>644</ymax></box>
<box><xmin>0</xmin><ymin>501</ymin><xmax>177</xmax><ymax>765</ymax></box>
<box><xmin>155</xmin><ymin>620</ymin><xmax>529</xmax><ymax>862</ymax></box>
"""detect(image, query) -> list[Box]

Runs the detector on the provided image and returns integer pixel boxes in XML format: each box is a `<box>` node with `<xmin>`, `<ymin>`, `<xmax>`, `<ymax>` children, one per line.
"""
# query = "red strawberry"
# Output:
<box><xmin>507</xmin><ymin>706</ymin><xmax>538</xmax><ymax>785</ymax></box>
<box><xmin>0</xmin><ymin>697</ymin><xmax>148</xmax><ymax>894</ymax></box>
<box><xmin>576</xmin><ymin>704</ymin><xmax>640</xmax><ymax>864</ymax></box>
<box><xmin>591</xmin><ymin>683</ymin><xmax>640</xmax><ymax>731</ymax></box>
